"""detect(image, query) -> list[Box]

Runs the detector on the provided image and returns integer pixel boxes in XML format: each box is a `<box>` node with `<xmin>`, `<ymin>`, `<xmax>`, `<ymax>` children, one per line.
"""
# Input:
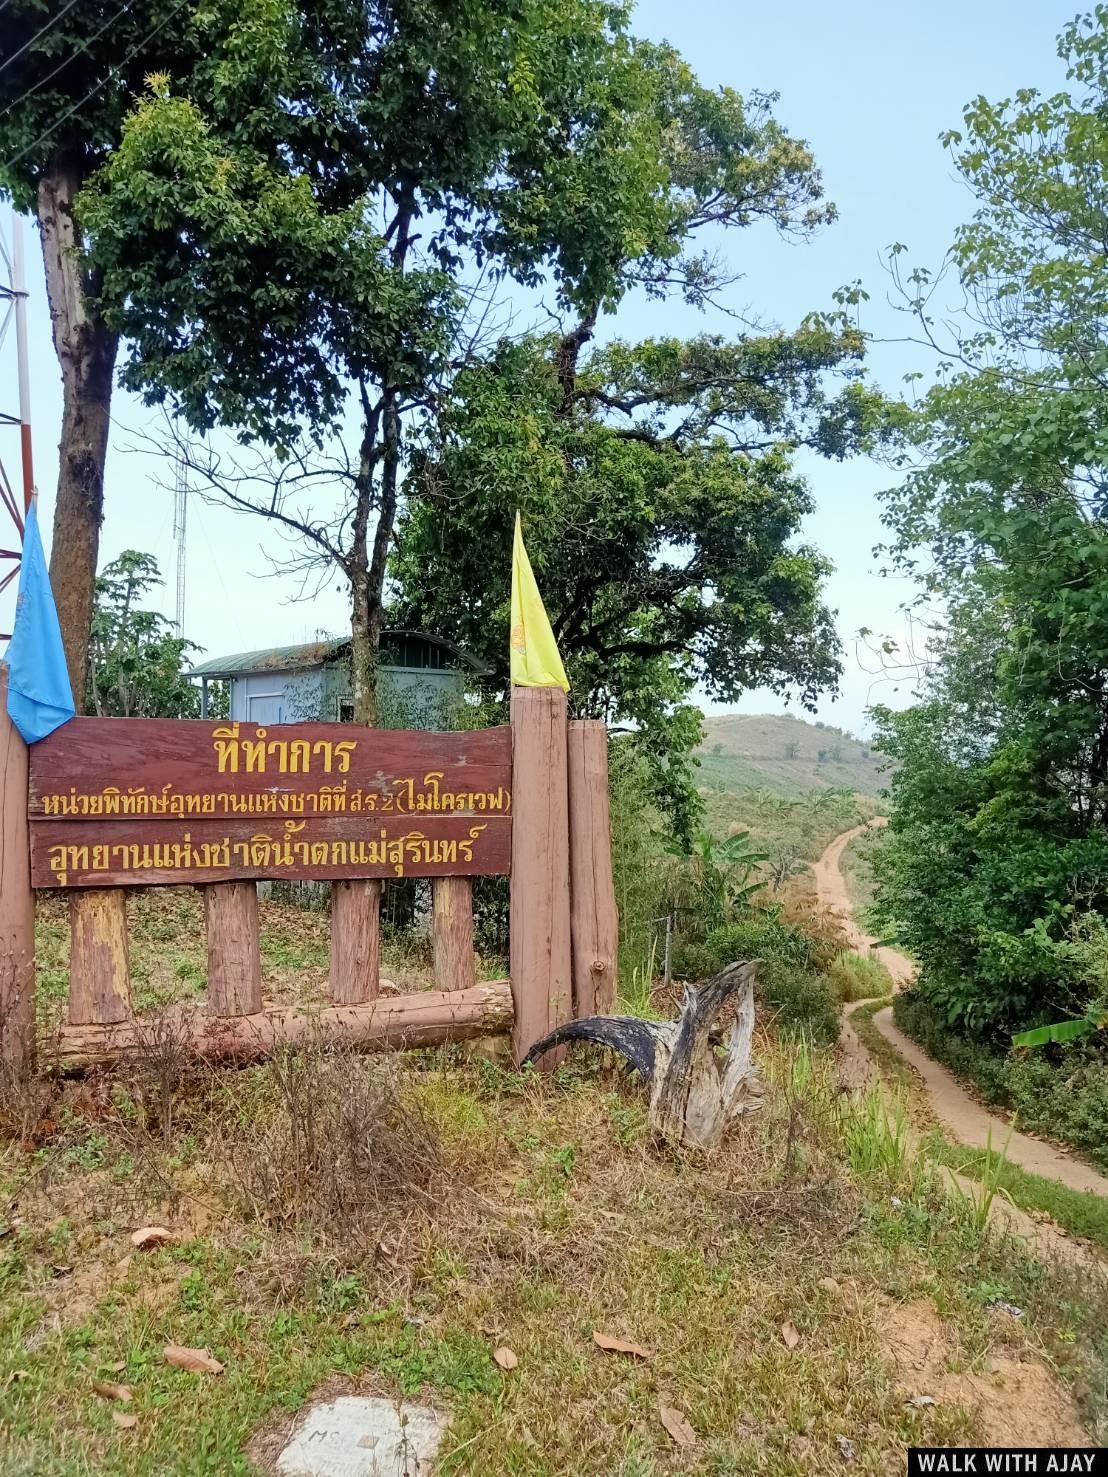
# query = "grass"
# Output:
<box><xmin>824</xmin><ymin>950</ymin><xmax>894</xmax><ymax>1003</ymax></box>
<box><xmin>31</xmin><ymin>888</ymin><xmax>471</xmax><ymax>1037</ymax></box>
<box><xmin>1</xmin><ymin>1025</ymin><xmax>1107</xmax><ymax>1474</ymax></box>
<box><xmin>848</xmin><ymin>998</ymin><xmax>1108</xmax><ymax>1252</ymax></box>
<box><xmin>10</xmin><ymin>895</ymin><xmax>1108</xmax><ymax>1472</ymax></box>
<box><xmin>850</xmin><ymin>997</ymin><xmax>916</xmax><ymax>1090</ymax></box>
<box><xmin>839</xmin><ymin>830</ymin><xmax>881</xmax><ymax>924</ymax></box>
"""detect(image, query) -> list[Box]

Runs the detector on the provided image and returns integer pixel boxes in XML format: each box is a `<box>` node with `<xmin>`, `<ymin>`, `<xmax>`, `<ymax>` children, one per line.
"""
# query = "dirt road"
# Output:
<box><xmin>814</xmin><ymin>823</ymin><xmax>1108</xmax><ymax>1201</ymax></box>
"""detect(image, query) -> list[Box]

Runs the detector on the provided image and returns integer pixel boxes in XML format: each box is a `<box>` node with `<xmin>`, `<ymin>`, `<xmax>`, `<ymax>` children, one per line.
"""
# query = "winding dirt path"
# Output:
<box><xmin>814</xmin><ymin>823</ymin><xmax>1108</xmax><ymax>1201</ymax></box>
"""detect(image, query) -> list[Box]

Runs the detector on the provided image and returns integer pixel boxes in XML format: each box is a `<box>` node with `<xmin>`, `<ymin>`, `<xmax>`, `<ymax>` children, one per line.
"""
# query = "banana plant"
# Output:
<box><xmin>1012</xmin><ymin>1008</ymin><xmax>1107</xmax><ymax>1048</ymax></box>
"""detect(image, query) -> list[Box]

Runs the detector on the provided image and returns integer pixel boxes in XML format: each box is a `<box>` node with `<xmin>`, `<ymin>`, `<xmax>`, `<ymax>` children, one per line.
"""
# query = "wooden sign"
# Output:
<box><xmin>28</xmin><ymin>718</ymin><xmax>511</xmax><ymax>889</ymax></box>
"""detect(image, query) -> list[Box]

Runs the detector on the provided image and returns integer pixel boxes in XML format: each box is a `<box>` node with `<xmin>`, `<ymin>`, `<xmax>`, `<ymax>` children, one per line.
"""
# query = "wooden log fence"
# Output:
<box><xmin>0</xmin><ymin>666</ymin><xmax>618</xmax><ymax>1074</ymax></box>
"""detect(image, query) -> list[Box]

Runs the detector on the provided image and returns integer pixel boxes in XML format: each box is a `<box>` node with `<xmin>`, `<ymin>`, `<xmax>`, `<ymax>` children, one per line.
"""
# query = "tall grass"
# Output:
<box><xmin>825</xmin><ymin>950</ymin><xmax>895</xmax><ymax>1003</ymax></box>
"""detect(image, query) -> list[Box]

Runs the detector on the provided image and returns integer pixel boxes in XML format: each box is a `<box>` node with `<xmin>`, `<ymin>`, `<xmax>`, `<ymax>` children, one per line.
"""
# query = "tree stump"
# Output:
<box><xmin>522</xmin><ymin>960</ymin><xmax>763</xmax><ymax>1150</ymax></box>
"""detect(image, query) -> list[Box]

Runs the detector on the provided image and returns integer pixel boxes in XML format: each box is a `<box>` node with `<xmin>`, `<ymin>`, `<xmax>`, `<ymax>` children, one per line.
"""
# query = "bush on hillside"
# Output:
<box><xmin>671</xmin><ymin>913</ymin><xmax>840</xmax><ymax>1044</ymax></box>
<box><xmin>760</xmin><ymin>961</ymin><xmax>840</xmax><ymax>1046</ymax></box>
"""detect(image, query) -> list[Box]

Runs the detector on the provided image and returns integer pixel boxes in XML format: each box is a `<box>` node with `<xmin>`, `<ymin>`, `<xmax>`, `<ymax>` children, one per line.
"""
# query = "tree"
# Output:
<box><xmin>0</xmin><ymin>0</ymin><xmax>364</xmax><ymax>702</ymax></box>
<box><xmin>873</xmin><ymin>8</ymin><xmax>1108</xmax><ymax>1037</ymax></box>
<box><xmin>77</xmin><ymin>9</ymin><xmax>841</xmax><ymax>721</ymax></box>
<box><xmin>391</xmin><ymin>324</ymin><xmax>886</xmax><ymax>824</ymax></box>
<box><xmin>88</xmin><ymin>549</ymin><xmax>216</xmax><ymax>718</ymax></box>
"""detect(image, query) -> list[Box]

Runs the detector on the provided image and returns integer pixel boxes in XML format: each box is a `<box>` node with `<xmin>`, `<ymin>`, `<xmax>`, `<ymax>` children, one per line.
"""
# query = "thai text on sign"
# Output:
<box><xmin>28</xmin><ymin>719</ymin><xmax>512</xmax><ymax>888</ymax></box>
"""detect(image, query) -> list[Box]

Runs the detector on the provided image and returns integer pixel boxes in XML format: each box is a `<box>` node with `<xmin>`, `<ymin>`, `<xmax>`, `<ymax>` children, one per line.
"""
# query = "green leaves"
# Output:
<box><xmin>391</xmin><ymin>326</ymin><xmax>865</xmax><ymax>828</ymax></box>
<box><xmin>1012</xmin><ymin>1019</ymin><xmax>1096</xmax><ymax>1049</ymax></box>
<box><xmin>87</xmin><ymin>551</ymin><xmax>213</xmax><ymax>719</ymax></box>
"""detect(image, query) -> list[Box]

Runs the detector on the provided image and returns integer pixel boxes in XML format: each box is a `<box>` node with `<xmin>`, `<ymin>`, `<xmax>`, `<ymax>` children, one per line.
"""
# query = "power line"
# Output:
<box><xmin>0</xmin><ymin>0</ymin><xmax>137</xmax><ymax>125</ymax></box>
<box><xmin>0</xmin><ymin>0</ymin><xmax>82</xmax><ymax>77</ymax></box>
<box><xmin>2</xmin><ymin>0</ymin><xmax>189</xmax><ymax>174</ymax></box>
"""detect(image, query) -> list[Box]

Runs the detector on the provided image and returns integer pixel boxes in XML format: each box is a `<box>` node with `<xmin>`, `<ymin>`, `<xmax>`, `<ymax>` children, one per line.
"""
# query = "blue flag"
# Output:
<box><xmin>4</xmin><ymin>502</ymin><xmax>75</xmax><ymax>744</ymax></box>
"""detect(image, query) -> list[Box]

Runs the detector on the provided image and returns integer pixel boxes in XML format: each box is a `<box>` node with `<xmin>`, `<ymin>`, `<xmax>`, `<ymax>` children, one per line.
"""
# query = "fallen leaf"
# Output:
<box><xmin>592</xmin><ymin>1330</ymin><xmax>652</xmax><ymax>1360</ymax></box>
<box><xmin>658</xmin><ymin>1403</ymin><xmax>696</xmax><ymax>1448</ymax></box>
<box><xmin>817</xmin><ymin>1277</ymin><xmax>840</xmax><ymax>1295</ymax></box>
<box><xmin>164</xmin><ymin>1344</ymin><xmax>224</xmax><ymax>1375</ymax></box>
<box><xmin>92</xmin><ymin>1380</ymin><xmax>133</xmax><ymax>1404</ymax></box>
<box><xmin>111</xmin><ymin>1411</ymin><xmax>139</xmax><ymax>1431</ymax></box>
<box><xmin>837</xmin><ymin>1434</ymin><xmax>856</xmax><ymax>1463</ymax></box>
<box><xmin>131</xmin><ymin>1226</ymin><xmax>172</xmax><ymax>1250</ymax></box>
<box><xmin>780</xmin><ymin>1320</ymin><xmax>801</xmax><ymax>1350</ymax></box>
<box><xmin>493</xmin><ymin>1346</ymin><xmax>518</xmax><ymax>1371</ymax></box>
<box><xmin>108</xmin><ymin>1361</ymin><xmax>127</xmax><ymax>1374</ymax></box>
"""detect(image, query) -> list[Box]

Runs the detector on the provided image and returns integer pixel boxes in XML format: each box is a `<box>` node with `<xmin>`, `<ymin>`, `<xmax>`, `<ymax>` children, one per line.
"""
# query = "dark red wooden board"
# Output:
<box><xmin>32</xmin><ymin>815</ymin><xmax>511</xmax><ymax>888</ymax></box>
<box><xmin>27</xmin><ymin>717</ymin><xmax>513</xmax><ymax>888</ymax></box>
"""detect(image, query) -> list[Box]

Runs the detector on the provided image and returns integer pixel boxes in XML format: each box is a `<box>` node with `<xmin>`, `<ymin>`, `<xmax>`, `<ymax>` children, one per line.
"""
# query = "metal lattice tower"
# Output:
<box><xmin>173</xmin><ymin>453</ymin><xmax>188</xmax><ymax>633</ymax></box>
<box><xmin>0</xmin><ymin>209</ymin><xmax>34</xmax><ymax>639</ymax></box>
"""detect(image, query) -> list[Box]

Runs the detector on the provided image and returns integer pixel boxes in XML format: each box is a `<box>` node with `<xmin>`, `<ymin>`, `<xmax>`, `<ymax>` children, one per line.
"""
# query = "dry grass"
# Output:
<box><xmin>1</xmin><ymin>1028</ymin><xmax>1106</xmax><ymax>1475</ymax></box>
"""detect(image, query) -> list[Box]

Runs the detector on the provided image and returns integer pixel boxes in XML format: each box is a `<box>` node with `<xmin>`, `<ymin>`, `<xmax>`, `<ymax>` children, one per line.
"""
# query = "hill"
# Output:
<box><xmin>696</xmin><ymin>712</ymin><xmax>887</xmax><ymax>801</ymax></box>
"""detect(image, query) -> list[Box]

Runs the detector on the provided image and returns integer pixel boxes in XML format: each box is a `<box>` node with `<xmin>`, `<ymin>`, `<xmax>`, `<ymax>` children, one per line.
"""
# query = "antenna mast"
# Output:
<box><xmin>173</xmin><ymin>453</ymin><xmax>187</xmax><ymax>633</ymax></box>
<box><xmin>0</xmin><ymin>209</ymin><xmax>35</xmax><ymax>639</ymax></box>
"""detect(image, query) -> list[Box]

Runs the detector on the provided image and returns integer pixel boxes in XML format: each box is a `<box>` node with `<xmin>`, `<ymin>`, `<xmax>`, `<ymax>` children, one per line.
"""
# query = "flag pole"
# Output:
<box><xmin>0</xmin><ymin>662</ymin><xmax>35</xmax><ymax>1074</ymax></box>
<box><xmin>508</xmin><ymin>513</ymin><xmax>573</xmax><ymax>1066</ymax></box>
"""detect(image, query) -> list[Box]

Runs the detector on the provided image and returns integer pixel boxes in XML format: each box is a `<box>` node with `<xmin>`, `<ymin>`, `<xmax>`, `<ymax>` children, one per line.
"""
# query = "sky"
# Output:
<box><xmin>0</xmin><ymin>0</ymin><xmax>1081</xmax><ymax>734</ymax></box>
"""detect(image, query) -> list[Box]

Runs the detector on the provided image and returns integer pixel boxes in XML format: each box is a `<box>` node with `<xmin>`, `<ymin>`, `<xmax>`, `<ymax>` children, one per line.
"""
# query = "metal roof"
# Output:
<box><xmin>189</xmin><ymin>630</ymin><xmax>491</xmax><ymax>679</ymax></box>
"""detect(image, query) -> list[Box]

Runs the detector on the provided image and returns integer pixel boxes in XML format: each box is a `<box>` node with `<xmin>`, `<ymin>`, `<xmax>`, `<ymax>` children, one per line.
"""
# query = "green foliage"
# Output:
<box><xmin>392</xmin><ymin>322</ymin><xmax>887</xmax><ymax>827</ymax></box>
<box><xmin>664</xmin><ymin>829</ymin><xmax>769</xmax><ymax>934</ymax></box>
<box><xmin>87</xmin><ymin>551</ymin><xmax>221</xmax><ymax>719</ymax></box>
<box><xmin>61</xmin><ymin>0</ymin><xmax>856</xmax><ymax>733</ymax></box>
<box><xmin>894</xmin><ymin>992</ymin><xmax>1108</xmax><ymax>1169</ymax></box>
<box><xmin>700</xmin><ymin>785</ymin><xmax>873</xmax><ymax>889</ymax></box>
<box><xmin>824</xmin><ymin>950</ymin><xmax>894</xmax><ymax>1004</ymax></box>
<box><xmin>1011</xmin><ymin>1019</ymin><xmax>1098</xmax><ymax>1049</ymax></box>
<box><xmin>671</xmin><ymin>912</ymin><xmax>840</xmax><ymax>1044</ymax></box>
<box><xmin>608</xmin><ymin>738</ymin><xmax>671</xmax><ymax>988</ymax></box>
<box><xmin>759</xmin><ymin>960</ymin><xmax>839</xmax><ymax>1046</ymax></box>
<box><xmin>875</xmin><ymin>10</ymin><xmax>1108</xmax><ymax>1041</ymax></box>
<box><xmin>0</xmin><ymin>0</ymin><xmax>200</xmax><ymax>210</ymax></box>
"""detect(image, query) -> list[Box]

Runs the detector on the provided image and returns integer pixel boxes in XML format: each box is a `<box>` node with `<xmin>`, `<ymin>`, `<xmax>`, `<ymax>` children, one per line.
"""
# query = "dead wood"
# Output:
<box><xmin>523</xmin><ymin>960</ymin><xmax>763</xmax><ymax>1150</ymax></box>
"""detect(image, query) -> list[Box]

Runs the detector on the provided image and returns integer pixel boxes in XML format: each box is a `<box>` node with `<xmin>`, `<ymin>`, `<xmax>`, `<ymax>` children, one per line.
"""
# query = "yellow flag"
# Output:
<box><xmin>510</xmin><ymin>511</ymin><xmax>569</xmax><ymax>691</ymax></box>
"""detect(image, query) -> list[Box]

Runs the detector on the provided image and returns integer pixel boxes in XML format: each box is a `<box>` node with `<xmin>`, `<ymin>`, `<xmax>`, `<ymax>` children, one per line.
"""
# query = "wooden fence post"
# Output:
<box><xmin>68</xmin><ymin>890</ymin><xmax>132</xmax><ymax>1024</ymax></box>
<box><xmin>567</xmin><ymin>720</ymin><xmax>619</xmax><ymax>1018</ymax></box>
<box><xmin>330</xmin><ymin>879</ymin><xmax>381</xmax><ymax>1004</ymax></box>
<box><xmin>509</xmin><ymin>686</ymin><xmax>572</xmax><ymax>1068</ymax></box>
<box><xmin>0</xmin><ymin>665</ymin><xmax>35</xmax><ymax>1071</ymax></box>
<box><xmin>432</xmin><ymin>877</ymin><xmax>475</xmax><ymax>992</ymax></box>
<box><xmin>205</xmin><ymin>882</ymin><xmax>262</xmax><ymax>1016</ymax></box>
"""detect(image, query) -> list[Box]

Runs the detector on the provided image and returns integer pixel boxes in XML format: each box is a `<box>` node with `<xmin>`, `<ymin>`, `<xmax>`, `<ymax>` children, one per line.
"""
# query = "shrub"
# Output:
<box><xmin>670</xmin><ymin>913</ymin><xmax>841</xmax><ymax>1045</ymax></box>
<box><xmin>759</xmin><ymin>960</ymin><xmax>840</xmax><ymax>1046</ymax></box>
<box><xmin>894</xmin><ymin>991</ymin><xmax>1108</xmax><ymax>1168</ymax></box>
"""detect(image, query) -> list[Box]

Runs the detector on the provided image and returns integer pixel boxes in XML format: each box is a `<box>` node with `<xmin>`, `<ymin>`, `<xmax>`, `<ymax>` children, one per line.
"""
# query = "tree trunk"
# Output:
<box><xmin>348</xmin><ymin>392</ymin><xmax>401</xmax><ymax>726</ymax></box>
<box><xmin>38</xmin><ymin>156</ymin><xmax>119</xmax><ymax>706</ymax></box>
<box><xmin>350</xmin><ymin>564</ymin><xmax>377</xmax><ymax>725</ymax></box>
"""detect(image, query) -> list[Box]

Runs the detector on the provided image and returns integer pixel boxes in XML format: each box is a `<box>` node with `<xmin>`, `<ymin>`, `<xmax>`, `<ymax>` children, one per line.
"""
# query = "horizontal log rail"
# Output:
<box><xmin>48</xmin><ymin>979</ymin><xmax>513</xmax><ymax>1072</ymax></box>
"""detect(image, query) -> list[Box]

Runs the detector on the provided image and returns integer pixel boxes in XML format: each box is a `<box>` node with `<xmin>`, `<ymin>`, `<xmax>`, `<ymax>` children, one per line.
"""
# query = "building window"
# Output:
<box><xmin>338</xmin><ymin>700</ymin><xmax>355</xmax><ymax>722</ymax></box>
